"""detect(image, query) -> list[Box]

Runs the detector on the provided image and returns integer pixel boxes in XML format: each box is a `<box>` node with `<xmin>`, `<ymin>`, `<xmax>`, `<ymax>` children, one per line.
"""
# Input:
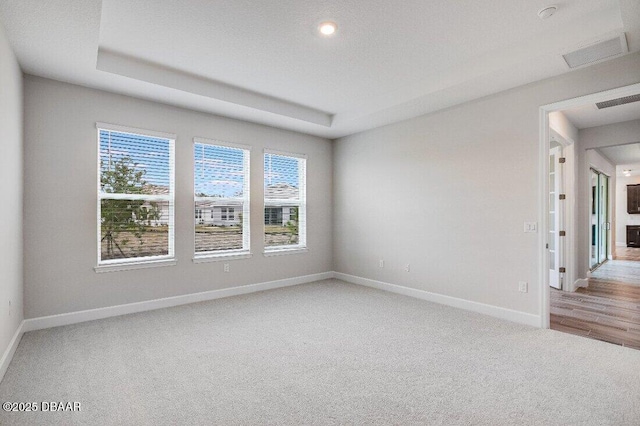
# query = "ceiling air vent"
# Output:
<box><xmin>562</xmin><ymin>34</ymin><xmax>628</xmax><ymax>69</ymax></box>
<box><xmin>596</xmin><ymin>94</ymin><xmax>640</xmax><ymax>109</ymax></box>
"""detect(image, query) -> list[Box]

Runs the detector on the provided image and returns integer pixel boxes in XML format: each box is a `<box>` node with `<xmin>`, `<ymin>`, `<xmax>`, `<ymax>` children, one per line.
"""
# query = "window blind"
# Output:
<box><xmin>98</xmin><ymin>126</ymin><xmax>175</xmax><ymax>264</ymax></box>
<box><xmin>194</xmin><ymin>140</ymin><xmax>250</xmax><ymax>255</ymax></box>
<box><xmin>264</xmin><ymin>151</ymin><xmax>306</xmax><ymax>250</ymax></box>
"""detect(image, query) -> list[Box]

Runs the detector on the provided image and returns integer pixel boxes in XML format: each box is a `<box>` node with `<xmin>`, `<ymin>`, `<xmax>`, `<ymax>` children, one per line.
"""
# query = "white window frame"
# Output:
<box><xmin>263</xmin><ymin>149</ymin><xmax>307</xmax><ymax>255</ymax></box>
<box><xmin>193</xmin><ymin>137</ymin><xmax>251</xmax><ymax>263</ymax></box>
<box><xmin>95</xmin><ymin>122</ymin><xmax>176</xmax><ymax>273</ymax></box>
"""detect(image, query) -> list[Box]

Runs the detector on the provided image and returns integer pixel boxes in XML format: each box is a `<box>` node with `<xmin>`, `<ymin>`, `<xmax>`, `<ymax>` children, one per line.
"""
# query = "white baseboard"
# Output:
<box><xmin>7</xmin><ymin>270</ymin><xmax>539</xmax><ymax>383</ymax></box>
<box><xmin>23</xmin><ymin>271</ymin><xmax>333</xmax><ymax>333</ymax></box>
<box><xmin>334</xmin><ymin>272</ymin><xmax>540</xmax><ymax>327</ymax></box>
<box><xmin>616</xmin><ymin>242</ymin><xmax>626</xmax><ymax>247</ymax></box>
<box><xmin>0</xmin><ymin>320</ymin><xmax>24</xmax><ymax>383</ymax></box>
<box><xmin>573</xmin><ymin>278</ymin><xmax>589</xmax><ymax>291</ymax></box>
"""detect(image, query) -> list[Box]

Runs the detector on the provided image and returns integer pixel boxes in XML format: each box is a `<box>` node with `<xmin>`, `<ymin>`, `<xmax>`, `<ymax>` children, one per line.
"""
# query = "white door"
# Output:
<box><xmin>549</xmin><ymin>146</ymin><xmax>563</xmax><ymax>289</ymax></box>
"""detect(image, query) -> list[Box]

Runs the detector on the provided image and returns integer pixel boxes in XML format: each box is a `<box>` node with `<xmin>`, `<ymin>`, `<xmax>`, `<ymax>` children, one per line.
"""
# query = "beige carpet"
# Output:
<box><xmin>1</xmin><ymin>279</ymin><xmax>640</xmax><ymax>425</ymax></box>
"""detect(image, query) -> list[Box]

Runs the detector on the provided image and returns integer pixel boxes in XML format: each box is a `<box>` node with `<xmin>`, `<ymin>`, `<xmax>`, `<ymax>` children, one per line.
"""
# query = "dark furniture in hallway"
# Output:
<box><xmin>627</xmin><ymin>225</ymin><xmax>640</xmax><ymax>247</ymax></box>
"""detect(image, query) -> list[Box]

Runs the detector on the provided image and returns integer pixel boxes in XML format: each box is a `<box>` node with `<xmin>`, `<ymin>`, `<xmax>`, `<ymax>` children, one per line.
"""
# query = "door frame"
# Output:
<box><xmin>538</xmin><ymin>82</ymin><xmax>640</xmax><ymax>329</ymax></box>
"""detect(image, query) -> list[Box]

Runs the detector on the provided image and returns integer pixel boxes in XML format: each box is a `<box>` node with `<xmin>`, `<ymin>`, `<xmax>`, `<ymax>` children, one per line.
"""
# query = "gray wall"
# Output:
<box><xmin>0</xmin><ymin>21</ymin><xmax>23</xmax><ymax>358</ymax></box>
<box><xmin>24</xmin><ymin>76</ymin><xmax>333</xmax><ymax>318</ymax></box>
<box><xmin>333</xmin><ymin>53</ymin><xmax>640</xmax><ymax>316</ymax></box>
<box><xmin>579</xmin><ymin>119</ymin><xmax>640</xmax><ymax>150</ymax></box>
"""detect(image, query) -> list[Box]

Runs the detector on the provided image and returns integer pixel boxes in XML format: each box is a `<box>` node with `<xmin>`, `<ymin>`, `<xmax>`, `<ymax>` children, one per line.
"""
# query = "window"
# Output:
<box><xmin>194</xmin><ymin>139</ymin><xmax>250</xmax><ymax>258</ymax></box>
<box><xmin>264</xmin><ymin>150</ymin><xmax>306</xmax><ymax>252</ymax></box>
<box><xmin>220</xmin><ymin>207</ymin><xmax>235</xmax><ymax>221</ymax></box>
<box><xmin>264</xmin><ymin>207</ymin><xmax>282</xmax><ymax>225</ymax></box>
<box><xmin>97</xmin><ymin>123</ymin><xmax>175</xmax><ymax>270</ymax></box>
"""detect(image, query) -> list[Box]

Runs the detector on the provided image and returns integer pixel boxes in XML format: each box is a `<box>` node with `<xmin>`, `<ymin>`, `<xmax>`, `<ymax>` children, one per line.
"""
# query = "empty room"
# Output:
<box><xmin>2</xmin><ymin>1</ymin><xmax>640</xmax><ymax>425</ymax></box>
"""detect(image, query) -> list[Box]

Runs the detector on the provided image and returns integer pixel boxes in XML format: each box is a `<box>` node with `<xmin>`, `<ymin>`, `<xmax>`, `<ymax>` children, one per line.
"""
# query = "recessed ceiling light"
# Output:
<box><xmin>319</xmin><ymin>21</ymin><xmax>337</xmax><ymax>36</ymax></box>
<box><xmin>538</xmin><ymin>6</ymin><xmax>557</xmax><ymax>19</ymax></box>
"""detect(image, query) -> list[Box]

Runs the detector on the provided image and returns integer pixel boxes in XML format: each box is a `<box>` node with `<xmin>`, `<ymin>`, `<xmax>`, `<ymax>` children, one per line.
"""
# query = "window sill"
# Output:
<box><xmin>263</xmin><ymin>247</ymin><xmax>308</xmax><ymax>257</ymax></box>
<box><xmin>94</xmin><ymin>258</ymin><xmax>177</xmax><ymax>273</ymax></box>
<box><xmin>193</xmin><ymin>252</ymin><xmax>252</xmax><ymax>263</ymax></box>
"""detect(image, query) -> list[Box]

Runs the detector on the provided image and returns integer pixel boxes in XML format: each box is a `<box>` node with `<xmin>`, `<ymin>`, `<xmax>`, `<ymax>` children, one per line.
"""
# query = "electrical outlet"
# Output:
<box><xmin>8</xmin><ymin>300</ymin><xmax>12</xmax><ymax>317</ymax></box>
<box><xmin>405</xmin><ymin>263</ymin><xmax>410</xmax><ymax>272</ymax></box>
<box><xmin>379</xmin><ymin>259</ymin><xmax>384</xmax><ymax>268</ymax></box>
<box><xmin>223</xmin><ymin>263</ymin><xmax>230</xmax><ymax>273</ymax></box>
<box><xmin>523</xmin><ymin>222</ymin><xmax>538</xmax><ymax>233</ymax></box>
<box><xmin>518</xmin><ymin>281</ymin><xmax>528</xmax><ymax>293</ymax></box>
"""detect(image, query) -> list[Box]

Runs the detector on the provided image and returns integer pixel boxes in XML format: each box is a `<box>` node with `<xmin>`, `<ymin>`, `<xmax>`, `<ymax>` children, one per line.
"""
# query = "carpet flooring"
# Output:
<box><xmin>1</xmin><ymin>279</ymin><xmax>640</xmax><ymax>425</ymax></box>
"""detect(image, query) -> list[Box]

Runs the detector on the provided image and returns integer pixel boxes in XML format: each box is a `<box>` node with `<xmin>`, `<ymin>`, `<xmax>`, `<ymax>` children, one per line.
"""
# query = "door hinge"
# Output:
<box><xmin>559</xmin><ymin>267</ymin><xmax>566</xmax><ymax>273</ymax></box>
<box><xmin>559</xmin><ymin>230</ymin><xmax>566</xmax><ymax>237</ymax></box>
<box><xmin>559</xmin><ymin>157</ymin><xmax>566</xmax><ymax>163</ymax></box>
<box><xmin>559</xmin><ymin>194</ymin><xmax>566</xmax><ymax>200</ymax></box>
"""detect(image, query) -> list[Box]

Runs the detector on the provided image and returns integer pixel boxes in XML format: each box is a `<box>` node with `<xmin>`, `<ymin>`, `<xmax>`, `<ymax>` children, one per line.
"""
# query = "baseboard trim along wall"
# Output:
<box><xmin>3</xmin><ymin>270</ymin><xmax>541</xmax><ymax>384</ymax></box>
<box><xmin>22</xmin><ymin>272</ymin><xmax>334</xmax><ymax>333</ymax></box>
<box><xmin>334</xmin><ymin>272</ymin><xmax>541</xmax><ymax>327</ymax></box>
<box><xmin>573</xmin><ymin>278</ymin><xmax>589</xmax><ymax>291</ymax></box>
<box><xmin>0</xmin><ymin>321</ymin><xmax>24</xmax><ymax>383</ymax></box>
<box><xmin>21</xmin><ymin>272</ymin><xmax>541</xmax><ymax>333</ymax></box>
<box><xmin>3</xmin><ymin>273</ymin><xmax>323</xmax><ymax>383</ymax></box>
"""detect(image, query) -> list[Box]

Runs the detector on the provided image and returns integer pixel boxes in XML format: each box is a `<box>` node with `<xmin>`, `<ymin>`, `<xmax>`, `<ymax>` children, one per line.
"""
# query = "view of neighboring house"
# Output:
<box><xmin>194</xmin><ymin>183</ymin><xmax>299</xmax><ymax>227</ymax></box>
<box><xmin>264</xmin><ymin>206</ymin><xmax>297</xmax><ymax>226</ymax></box>
<box><xmin>264</xmin><ymin>183</ymin><xmax>298</xmax><ymax>226</ymax></box>
<box><xmin>195</xmin><ymin>204</ymin><xmax>241</xmax><ymax>226</ymax></box>
<box><xmin>139</xmin><ymin>183</ymin><xmax>299</xmax><ymax>227</ymax></box>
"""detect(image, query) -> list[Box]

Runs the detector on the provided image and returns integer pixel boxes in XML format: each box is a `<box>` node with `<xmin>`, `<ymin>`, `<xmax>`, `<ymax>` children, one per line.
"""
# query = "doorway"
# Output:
<box><xmin>539</xmin><ymin>82</ymin><xmax>640</xmax><ymax>333</ymax></box>
<box><xmin>540</xmin><ymin>82</ymin><xmax>640</xmax><ymax>349</ymax></box>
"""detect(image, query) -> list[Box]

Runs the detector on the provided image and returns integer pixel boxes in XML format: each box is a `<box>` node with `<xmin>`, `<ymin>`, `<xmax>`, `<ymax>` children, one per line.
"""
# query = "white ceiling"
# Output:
<box><xmin>616</xmin><ymin>162</ymin><xmax>640</xmax><ymax>177</ymax></box>
<box><xmin>562</xmin><ymin>100</ymin><xmax>640</xmax><ymax>129</ymax></box>
<box><xmin>1</xmin><ymin>0</ymin><xmax>639</xmax><ymax>138</ymax></box>
<box><xmin>598</xmin><ymin>144</ymin><xmax>640</xmax><ymax>166</ymax></box>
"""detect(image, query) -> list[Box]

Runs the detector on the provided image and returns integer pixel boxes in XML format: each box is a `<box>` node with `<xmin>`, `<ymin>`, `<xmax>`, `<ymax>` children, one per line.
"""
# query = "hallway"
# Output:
<box><xmin>550</xmin><ymin>248</ymin><xmax>640</xmax><ymax>350</ymax></box>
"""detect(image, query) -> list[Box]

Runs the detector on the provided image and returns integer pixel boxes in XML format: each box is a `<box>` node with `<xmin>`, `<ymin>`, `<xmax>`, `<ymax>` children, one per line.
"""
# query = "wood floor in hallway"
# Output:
<box><xmin>550</xmin><ymin>248</ymin><xmax>640</xmax><ymax>350</ymax></box>
<box><xmin>614</xmin><ymin>247</ymin><xmax>640</xmax><ymax>261</ymax></box>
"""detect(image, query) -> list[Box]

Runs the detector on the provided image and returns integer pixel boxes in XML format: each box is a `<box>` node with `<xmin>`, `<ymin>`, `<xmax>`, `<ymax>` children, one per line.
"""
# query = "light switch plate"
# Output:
<box><xmin>524</xmin><ymin>222</ymin><xmax>538</xmax><ymax>233</ymax></box>
<box><xmin>518</xmin><ymin>281</ymin><xmax>528</xmax><ymax>293</ymax></box>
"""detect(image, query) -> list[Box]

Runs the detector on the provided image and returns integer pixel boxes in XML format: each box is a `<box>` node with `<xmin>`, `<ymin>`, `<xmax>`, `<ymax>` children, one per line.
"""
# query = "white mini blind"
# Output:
<box><xmin>97</xmin><ymin>125</ymin><xmax>175</xmax><ymax>265</ymax></box>
<box><xmin>264</xmin><ymin>151</ymin><xmax>306</xmax><ymax>250</ymax></box>
<box><xmin>194</xmin><ymin>139</ymin><xmax>250</xmax><ymax>255</ymax></box>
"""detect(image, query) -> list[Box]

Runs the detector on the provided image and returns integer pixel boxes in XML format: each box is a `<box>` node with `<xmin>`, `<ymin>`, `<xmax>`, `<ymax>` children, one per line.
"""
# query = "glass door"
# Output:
<box><xmin>589</xmin><ymin>170</ymin><xmax>599</xmax><ymax>269</ymax></box>
<box><xmin>599</xmin><ymin>174</ymin><xmax>609</xmax><ymax>264</ymax></box>
<box><xmin>590</xmin><ymin>168</ymin><xmax>609</xmax><ymax>270</ymax></box>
